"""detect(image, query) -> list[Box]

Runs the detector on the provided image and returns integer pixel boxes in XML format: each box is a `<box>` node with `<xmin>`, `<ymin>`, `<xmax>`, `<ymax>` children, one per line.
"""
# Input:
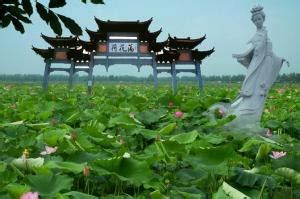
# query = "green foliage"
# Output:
<box><xmin>0</xmin><ymin>83</ymin><xmax>299</xmax><ymax>198</ymax></box>
<box><xmin>1</xmin><ymin>0</ymin><xmax>105</xmax><ymax>34</ymax></box>
<box><xmin>255</xmin><ymin>143</ymin><xmax>272</xmax><ymax>162</ymax></box>
<box><xmin>135</xmin><ymin>109</ymin><xmax>166</xmax><ymax>126</ymax></box>
<box><xmin>169</xmin><ymin>130</ymin><xmax>198</xmax><ymax>144</ymax></box>
<box><xmin>21</xmin><ymin>0</ymin><xmax>33</xmax><ymax>16</ymax></box>
<box><xmin>11</xmin><ymin>16</ymin><xmax>25</xmax><ymax>33</ymax></box>
<box><xmin>27</xmin><ymin>174</ymin><xmax>73</xmax><ymax>196</ymax></box>
<box><xmin>49</xmin><ymin>0</ymin><xmax>67</xmax><ymax>8</ymax></box>
<box><xmin>45</xmin><ymin>161</ymin><xmax>85</xmax><ymax>174</ymax></box>
<box><xmin>63</xmin><ymin>191</ymin><xmax>98</xmax><ymax>199</ymax></box>
<box><xmin>235</xmin><ymin>168</ymin><xmax>276</xmax><ymax>188</ymax></box>
<box><xmin>48</xmin><ymin>10</ymin><xmax>62</xmax><ymax>35</ymax></box>
<box><xmin>6</xmin><ymin>183</ymin><xmax>31</xmax><ymax>199</ymax></box>
<box><xmin>158</xmin><ymin>123</ymin><xmax>177</xmax><ymax>135</ymax></box>
<box><xmin>36</xmin><ymin>2</ymin><xmax>49</xmax><ymax>24</ymax></box>
<box><xmin>92</xmin><ymin>157</ymin><xmax>154</xmax><ymax>185</ymax></box>
<box><xmin>275</xmin><ymin>167</ymin><xmax>300</xmax><ymax>185</ymax></box>
<box><xmin>58</xmin><ymin>14</ymin><xmax>82</xmax><ymax>35</ymax></box>
<box><xmin>221</xmin><ymin>181</ymin><xmax>250</xmax><ymax>199</ymax></box>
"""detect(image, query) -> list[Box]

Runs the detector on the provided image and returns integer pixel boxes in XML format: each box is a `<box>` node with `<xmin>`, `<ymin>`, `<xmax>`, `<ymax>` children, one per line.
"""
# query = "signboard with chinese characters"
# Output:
<box><xmin>109</xmin><ymin>42</ymin><xmax>138</xmax><ymax>53</ymax></box>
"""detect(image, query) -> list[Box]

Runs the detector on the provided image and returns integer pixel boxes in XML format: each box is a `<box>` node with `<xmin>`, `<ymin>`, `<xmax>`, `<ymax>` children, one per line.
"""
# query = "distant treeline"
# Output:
<box><xmin>0</xmin><ymin>73</ymin><xmax>299</xmax><ymax>83</ymax></box>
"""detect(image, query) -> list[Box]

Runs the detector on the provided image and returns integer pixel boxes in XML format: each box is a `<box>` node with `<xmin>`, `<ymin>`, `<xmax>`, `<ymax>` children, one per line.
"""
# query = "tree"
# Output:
<box><xmin>0</xmin><ymin>0</ymin><xmax>104</xmax><ymax>35</ymax></box>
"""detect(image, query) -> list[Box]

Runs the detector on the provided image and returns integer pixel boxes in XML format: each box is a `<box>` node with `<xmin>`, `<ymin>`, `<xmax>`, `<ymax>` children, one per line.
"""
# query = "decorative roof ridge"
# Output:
<box><xmin>191</xmin><ymin>47</ymin><xmax>215</xmax><ymax>61</ymax></box>
<box><xmin>94</xmin><ymin>17</ymin><xmax>153</xmax><ymax>25</ymax></box>
<box><xmin>85</xmin><ymin>28</ymin><xmax>96</xmax><ymax>33</ymax></box>
<box><xmin>85</xmin><ymin>28</ymin><xmax>106</xmax><ymax>34</ymax></box>
<box><xmin>192</xmin><ymin>47</ymin><xmax>215</xmax><ymax>53</ymax></box>
<box><xmin>149</xmin><ymin>27</ymin><xmax>162</xmax><ymax>35</ymax></box>
<box><xmin>32</xmin><ymin>46</ymin><xmax>55</xmax><ymax>51</ymax></box>
<box><xmin>154</xmin><ymin>39</ymin><xmax>168</xmax><ymax>44</ymax></box>
<box><xmin>94</xmin><ymin>17</ymin><xmax>153</xmax><ymax>32</ymax></box>
<box><xmin>41</xmin><ymin>33</ymin><xmax>78</xmax><ymax>48</ymax></box>
<box><xmin>168</xmin><ymin>34</ymin><xmax>206</xmax><ymax>42</ymax></box>
<box><xmin>32</xmin><ymin>46</ymin><xmax>55</xmax><ymax>59</ymax></box>
<box><xmin>77</xmin><ymin>38</ymin><xmax>97</xmax><ymax>43</ymax></box>
<box><xmin>41</xmin><ymin>33</ymin><xmax>78</xmax><ymax>40</ymax></box>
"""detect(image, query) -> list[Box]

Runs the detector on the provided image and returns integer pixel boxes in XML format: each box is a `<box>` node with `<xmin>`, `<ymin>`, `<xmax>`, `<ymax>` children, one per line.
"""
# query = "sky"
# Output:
<box><xmin>0</xmin><ymin>0</ymin><xmax>299</xmax><ymax>77</ymax></box>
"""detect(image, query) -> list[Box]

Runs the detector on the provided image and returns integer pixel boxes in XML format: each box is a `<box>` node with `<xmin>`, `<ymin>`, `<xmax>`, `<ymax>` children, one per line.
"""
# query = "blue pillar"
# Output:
<box><xmin>88</xmin><ymin>53</ymin><xmax>94</xmax><ymax>94</ymax></box>
<box><xmin>195</xmin><ymin>61</ymin><xmax>203</xmax><ymax>90</ymax></box>
<box><xmin>152</xmin><ymin>55</ymin><xmax>158</xmax><ymax>91</ymax></box>
<box><xmin>68</xmin><ymin>61</ymin><xmax>75</xmax><ymax>89</ymax></box>
<box><xmin>171</xmin><ymin>62</ymin><xmax>177</xmax><ymax>93</ymax></box>
<box><xmin>42</xmin><ymin>60</ymin><xmax>51</xmax><ymax>90</ymax></box>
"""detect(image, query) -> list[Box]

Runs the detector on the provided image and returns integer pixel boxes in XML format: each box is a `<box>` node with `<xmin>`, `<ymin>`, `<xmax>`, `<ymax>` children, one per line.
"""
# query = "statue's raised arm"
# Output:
<box><xmin>232</xmin><ymin>46</ymin><xmax>255</xmax><ymax>68</ymax></box>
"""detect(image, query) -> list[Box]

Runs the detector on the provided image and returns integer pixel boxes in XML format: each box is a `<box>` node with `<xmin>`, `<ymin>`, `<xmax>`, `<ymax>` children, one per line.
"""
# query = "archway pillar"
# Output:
<box><xmin>152</xmin><ymin>55</ymin><xmax>158</xmax><ymax>91</ymax></box>
<box><xmin>87</xmin><ymin>53</ymin><xmax>94</xmax><ymax>94</ymax></box>
<box><xmin>42</xmin><ymin>60</ymin><xmax>51</xmax><ymax>90</ymax></box>
<box><xmin>171</xmin><ymin>62</ymin><xmax>177</xmax><ymax>93</ymax></box>
<box><xmin>195</xmin><ymin>61</ymin><xmax>203</xmax><ymax>90</ymax></box>
<box><xmin>68</xmin><ymin>60</ymin><xmax>75</xmax><ymax>89</ymax></box>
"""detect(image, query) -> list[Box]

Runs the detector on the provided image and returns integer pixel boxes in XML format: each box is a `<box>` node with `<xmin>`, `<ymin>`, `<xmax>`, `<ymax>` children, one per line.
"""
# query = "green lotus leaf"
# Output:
<box><xmin>187</xmin><ymin>144</ymin><xmax>240</xmax><ymax>165</ymax></box>
<box><xmin>169</xmin><ymin>130</ymin><xmax>198</xmax><ymax>144</ymax></box>
<box><xmin>108</xmin><ymin>113</ymin><xmax>143</xmax><ymax>129</ymax></box>
<box><xmin>0</xmin><ymin>161</ymin><xmax>7</xmax><ymax>172</ymax></box>
<box><xmin>180</xmin><ymin>98</ymin><xmax>201</xmax><ymax>112</ymax></box>
<box><xmin>92</xmin><ymin>157</ymin><xmax>153</xmax><ymax>185</ymax></box>
<box><xmin>275</xmin><ymin>167</ymin><xmax>300</xmax><ymax>184</ymax></box>
<box><xmin>130</xmin><ymin>128</ymin><xmax>158</xmax><ymax>139</ymax></box>
<box><xmin>6</xmin><ymin>183</ymin><xmax>31</xmax><ymax>199</ymax></box>
<box><xmin>43</xmin><ymin>129</ymin><xmax>68</xmax><ymax>146</ymax></box>
<box><xmin>222</xmin><ymin>181</ymin><xmax>250</xmax><ymax>199</ymax></box>
<box><xmin>202</xmin><ymin>133</ymin><xmax>227</xmax><ymax>145</ymax></box>
<box><xmin>212</xmin><ymin>185</ymin><xmax>231</xmax><ymax>199</ymax></box>
<box><xmin>45</xmin><ymin>161</ymin><xmax>85</xmax><ymax>174</ymax></box>
<box><xmin>135</xmin><ymin>109</ymin><xmax>166</xmax><ymax>126</ymax></box>
<box><xmin>255</xmin><ymin>143</ymin><xmax>272</xmax><ymax>162</ymax></box>
<box><xmin>150</xmin><ymin>190</ymin><xmax>168</xmax><ymax>199</ymax></box>
<box><xmin>27</xmin><ymin>174</ymin><xmax>73</xmax><ymax>196</ymax></box>
<box><xmin>235</xmin><ymin>168</ymin><xmax>276</xmax><ymax>188</ymax></box>
<box><xmin>63</xmin><ymin>191</ymin><xmax>98</xmax><ymax>199</ymax></box>
<box><xmin>12</xmin><ymin>157</ymin><xmax>44</xmax><ymax>170</ymax></box>
<box><xmin>239</xmin><ymin>139</ymin><xmax>264</xmax><ymax>152</ymax></box>
<box><xmin>158</xmin><ymin>123</ymin><xmax>176</xmax><ymax>135</ymax></box>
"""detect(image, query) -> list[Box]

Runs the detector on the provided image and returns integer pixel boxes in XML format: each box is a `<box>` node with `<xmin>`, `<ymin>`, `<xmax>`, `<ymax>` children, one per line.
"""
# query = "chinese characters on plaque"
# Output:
<box><xmin>109</xmin><ymin>42</ymin><xmax>138</xmax><ymax>53</ymax></box>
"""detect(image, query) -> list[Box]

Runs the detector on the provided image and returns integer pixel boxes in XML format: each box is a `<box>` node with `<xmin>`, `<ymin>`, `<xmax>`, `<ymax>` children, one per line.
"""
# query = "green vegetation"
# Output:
<box><xmin>0</xmin><ymin>83</ymin><xmax>299</xmax><ymax>198</ymax></box>
<box><xmin>1</xmin><ymin>73</ymin><xmax>300</xmax><ymax>83</ymax></box>
<box><xmin>1</xmin><ymin>0</ymin><xmax>104</xmax><ymax>34</ymax></box>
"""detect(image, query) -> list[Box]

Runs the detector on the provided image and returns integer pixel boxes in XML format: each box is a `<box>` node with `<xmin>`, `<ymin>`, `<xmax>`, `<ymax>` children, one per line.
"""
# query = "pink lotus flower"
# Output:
<box><xmin>175</xmin><ymin>111</ymin><xmax>183</xmax><ymax>118</ymax></box>
<box><xmin>40</xmin><ymin>146</ymin><xmax>57</xmax><ymax>155</ymax></box>
<box><xmin>270</xmin><ymin>151</ymin><xmax>287</xmax><ymax>159</ymax></box>
<box><xmin>266</xmin><ymin>129</ymin><xmax>272</xmax><ymax>137</ymax></box>
<box><xmin>20</xmin><ymin>192</ymin><xmax>39</xmax><ymax>199</ymax></box>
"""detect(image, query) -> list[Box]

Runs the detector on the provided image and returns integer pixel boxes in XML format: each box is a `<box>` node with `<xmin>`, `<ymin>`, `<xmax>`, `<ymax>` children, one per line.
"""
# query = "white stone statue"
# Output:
<box><xmin>209</xmin><ymin>5</ymin><xmax>289</xmax><ymax>133</ymax></box>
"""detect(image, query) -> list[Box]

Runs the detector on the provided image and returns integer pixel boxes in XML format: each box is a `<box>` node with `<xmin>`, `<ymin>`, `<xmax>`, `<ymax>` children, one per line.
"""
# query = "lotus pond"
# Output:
<box><xmin>0</xmin><ymin>83</ymin><xmax>299</xmax><ymax>199</ymax></box>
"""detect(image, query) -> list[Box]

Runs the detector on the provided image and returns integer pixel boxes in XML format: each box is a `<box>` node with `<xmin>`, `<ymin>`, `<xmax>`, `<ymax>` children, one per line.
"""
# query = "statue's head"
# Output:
<box><xmin>251</xmin><ymin>5</ymin><xmax>265</xmax><ymax>29</ymax></box>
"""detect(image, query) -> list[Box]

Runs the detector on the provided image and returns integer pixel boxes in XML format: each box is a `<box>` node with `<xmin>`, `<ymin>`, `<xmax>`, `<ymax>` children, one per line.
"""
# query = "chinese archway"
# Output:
<box><xmin>32</xmin><ymin>18</ymin><xmax>214</xmax><ymax>93</ymax></box>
